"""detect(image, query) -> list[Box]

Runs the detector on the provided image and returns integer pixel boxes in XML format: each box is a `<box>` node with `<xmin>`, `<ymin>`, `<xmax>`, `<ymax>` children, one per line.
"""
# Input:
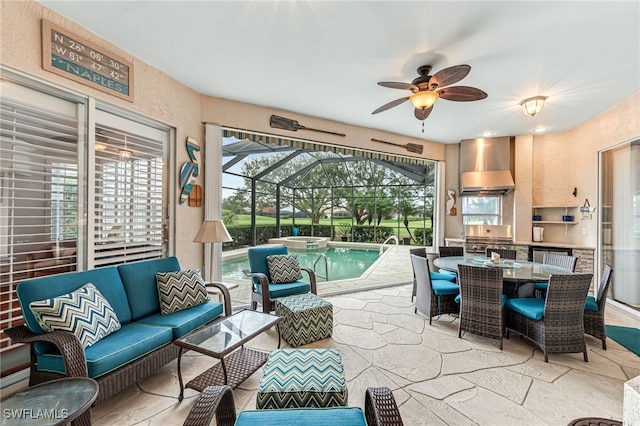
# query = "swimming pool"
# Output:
<box><xmin>222</xmin><ymin>247</ymin><xmax>381</xmax><ymax>282</ymax></box>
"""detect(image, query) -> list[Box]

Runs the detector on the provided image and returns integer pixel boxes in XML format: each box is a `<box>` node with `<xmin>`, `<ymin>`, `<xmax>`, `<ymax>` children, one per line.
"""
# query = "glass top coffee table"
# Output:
<box><xmin>1</xmin><ymin>377</ymin><xmax>98</xmax><ymax>426</ymax></box>
<box><xmin>175</xmin><ymin>309</ymin><xmax>281</xmax><ymax>401</ymax></box>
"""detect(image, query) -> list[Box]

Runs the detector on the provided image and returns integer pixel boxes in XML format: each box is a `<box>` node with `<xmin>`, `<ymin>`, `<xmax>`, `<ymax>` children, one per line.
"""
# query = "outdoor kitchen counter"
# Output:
<box><xmin>513</xmin><ymin>241</ymin><xmax>595</xmax><ymax>250</ymax></box>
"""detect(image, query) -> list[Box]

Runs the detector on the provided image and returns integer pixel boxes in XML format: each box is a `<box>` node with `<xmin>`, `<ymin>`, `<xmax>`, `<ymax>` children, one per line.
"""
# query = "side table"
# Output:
<box><xmin>1</xmin><ymin>377</ymin><xmax>98</xmax><ymax>426</ymax></box>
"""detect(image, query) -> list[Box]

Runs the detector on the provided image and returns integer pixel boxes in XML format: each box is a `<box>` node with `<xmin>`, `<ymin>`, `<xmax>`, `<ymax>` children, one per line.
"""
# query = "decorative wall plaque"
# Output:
<box><xmin>42</xmin><ymin>19</ymin><xmax>134</xmax><ymax>102</ymax></box>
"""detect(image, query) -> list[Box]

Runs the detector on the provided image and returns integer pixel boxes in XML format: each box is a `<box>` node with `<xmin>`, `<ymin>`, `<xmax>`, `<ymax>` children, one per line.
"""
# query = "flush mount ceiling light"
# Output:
<box><xmin>532</xmin><ymin>127</ymin><xmax>548</xmax><ymax>133</ymax></box>
<box><xmin>520</xmin><ymin>96</ymin><xmax>547</xmax><ymax>117</ymax></box>
<box><xmin>482</xmin><ymin>131</ymin><xmax>494</xmax><ymax>137</ymax></box>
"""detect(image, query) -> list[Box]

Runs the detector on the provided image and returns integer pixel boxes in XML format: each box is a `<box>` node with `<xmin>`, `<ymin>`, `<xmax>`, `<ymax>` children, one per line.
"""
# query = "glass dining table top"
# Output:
<box><xmin>433</xmin><ymin>256</ymin><xmax>574</xmax><ymax>282</ymax></box>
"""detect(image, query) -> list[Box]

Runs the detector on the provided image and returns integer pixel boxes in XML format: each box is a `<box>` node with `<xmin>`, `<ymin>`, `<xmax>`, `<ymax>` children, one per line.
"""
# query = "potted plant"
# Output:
<box><xmin>337</xmin><ymin>224</ymin><xmax>351</xmax><ymax>241</ymax></box>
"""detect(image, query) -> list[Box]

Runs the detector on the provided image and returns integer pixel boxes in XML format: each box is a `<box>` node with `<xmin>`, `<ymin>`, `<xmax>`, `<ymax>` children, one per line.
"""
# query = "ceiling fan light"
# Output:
<box><xmin>520</xmin><ymin>95</ymin><xmax>547</xmax><ymax>117</ymax></box>
<box><xmin>410</xmin><ymin>91</ymin><xmax>439</xmax><ymax>109</ymax></box>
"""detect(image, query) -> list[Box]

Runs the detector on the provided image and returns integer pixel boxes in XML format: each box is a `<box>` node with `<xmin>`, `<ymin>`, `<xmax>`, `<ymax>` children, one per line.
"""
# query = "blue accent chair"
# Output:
<box><xmin>243</xmin><ymin>246</ymin><xmax>317</xmax><ymax>313</ymax></box>
<box><xmin>182</xmin><ymin>385</ymin><xmax>403</xmax><ymax>426</ymax></box>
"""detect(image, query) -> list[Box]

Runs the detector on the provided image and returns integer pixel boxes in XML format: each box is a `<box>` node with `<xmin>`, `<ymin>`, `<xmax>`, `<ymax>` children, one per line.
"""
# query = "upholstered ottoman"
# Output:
<box><xmin>275</xmin><ymin>292</ymin><xmax>333</xmax><ymax>347</ymax></box>
<box><xmin>256</xmin><ymin>349</ymin><xmax>348</xmax><ymax>409</ymax></box>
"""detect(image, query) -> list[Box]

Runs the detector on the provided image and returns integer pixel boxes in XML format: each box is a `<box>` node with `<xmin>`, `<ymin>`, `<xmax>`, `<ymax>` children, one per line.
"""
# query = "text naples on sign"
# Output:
<box><xmin>42</xmin><ymin>20</ymin><xmax>134</xmax><ymax>102</ymax></box>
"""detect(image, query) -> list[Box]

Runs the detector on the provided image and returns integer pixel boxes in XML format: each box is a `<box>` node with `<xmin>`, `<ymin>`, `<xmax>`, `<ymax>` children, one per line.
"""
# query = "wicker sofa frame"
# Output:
<box><xmin>584</xmin><ymin>264</ymin><xmax>613</xmax><ymax>349</ymax></box>
<box><xmin>506</xmin><ymin>273</ymin><xmax>593</xmax><ymax>362</ymax></box>
<box><xmin>183</xmin><ymin>385</ymin><xmax>404</xmax><ymax>426</ymax></box>
<box><xmin>4</xmin><ymin>283</ymin><xmax>231</xmax><ymax>408</ymax></box>
<box><xmin>457</xmin><ymin>264</ymin><xmax>505</xmax><ymax>349</ymax></box>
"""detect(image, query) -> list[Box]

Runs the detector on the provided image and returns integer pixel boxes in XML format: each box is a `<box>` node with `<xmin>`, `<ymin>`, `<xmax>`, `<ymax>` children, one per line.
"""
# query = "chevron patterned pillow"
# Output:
<box><xmin>156</xmin><ymin>269</ymin><xmax>208</xmax><ymax>315</ymax></box>
<box><xmin>266</xmin><ymin>254</ymin><xmax>303</xmax><ymax>284</ymax></box>
<box><xmin>29</xmin><ymin>283</ymin><xmax>121</xmax><ymax>348</ymax></box>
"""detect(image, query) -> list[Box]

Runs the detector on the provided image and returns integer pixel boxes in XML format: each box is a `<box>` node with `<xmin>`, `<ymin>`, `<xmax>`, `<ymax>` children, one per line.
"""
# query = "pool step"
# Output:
<box><xmin>306</xmin><ymin>242</ymin><xmax>320</xmax><ymax>250</ymax></box>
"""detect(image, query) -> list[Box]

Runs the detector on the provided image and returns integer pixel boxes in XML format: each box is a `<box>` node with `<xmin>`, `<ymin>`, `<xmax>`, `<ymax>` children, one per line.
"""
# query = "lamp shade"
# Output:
<box><xmin>520</xmin><ymin>96</ymin><xmax>547</xmax><ymax>117</ymax></box>
<box><xmin>410</xmin><ymin>91</ymin><xmax>439</xmax><ymax>109</ymax></box>
<box><xmin>193</xmin><ymin>220</ymin><xmax>233</xmax><ymax>243</ymax></box>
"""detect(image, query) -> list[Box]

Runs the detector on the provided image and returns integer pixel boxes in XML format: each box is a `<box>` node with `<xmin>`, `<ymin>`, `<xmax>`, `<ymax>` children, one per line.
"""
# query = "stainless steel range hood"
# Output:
<box><xmin>459</xmin><ymin>136</ymin><xmax>515</xmax><ymax>195</ymax></box>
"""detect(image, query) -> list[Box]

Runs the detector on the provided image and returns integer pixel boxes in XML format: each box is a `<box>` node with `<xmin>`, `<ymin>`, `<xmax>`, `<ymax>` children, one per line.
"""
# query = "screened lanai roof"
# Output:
<box><xmin>221</xmin><ymin>128</ymin><xmax>433</xmax><ymax>188</ymax></box>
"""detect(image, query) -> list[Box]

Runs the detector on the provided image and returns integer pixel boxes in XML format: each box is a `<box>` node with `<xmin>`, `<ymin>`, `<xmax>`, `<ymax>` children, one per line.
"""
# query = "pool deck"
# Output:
<box><xmin>222</xmin><ymin>243</ymin><xmax>414</xmax><ymax>308</ymax></box>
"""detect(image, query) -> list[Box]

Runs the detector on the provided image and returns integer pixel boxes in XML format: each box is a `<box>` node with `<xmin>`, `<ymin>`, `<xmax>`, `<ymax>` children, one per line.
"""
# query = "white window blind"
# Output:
<box><xmin>0</xmin><ymin>84</ymin><xmax>82</xmax><ymax>353</ymax></box>
<box><xmin>92</xmin><ymin>118</ymin><xmax>168</xmax><ymax>266</ymax></box>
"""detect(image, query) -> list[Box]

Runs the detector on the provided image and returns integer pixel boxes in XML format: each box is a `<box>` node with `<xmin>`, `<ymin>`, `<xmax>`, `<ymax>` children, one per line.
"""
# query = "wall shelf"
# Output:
<box><xmin>532</xmin><ymin>206</ymin><xmax>579</xmax><ymax>234</ymax></box>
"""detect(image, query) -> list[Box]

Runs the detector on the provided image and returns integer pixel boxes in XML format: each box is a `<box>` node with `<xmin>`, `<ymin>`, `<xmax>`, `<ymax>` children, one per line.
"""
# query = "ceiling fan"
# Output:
<box><xmin>372</xmin><ymin>64</ymin><xmax>487</xmax><ymax>126</ymax></box>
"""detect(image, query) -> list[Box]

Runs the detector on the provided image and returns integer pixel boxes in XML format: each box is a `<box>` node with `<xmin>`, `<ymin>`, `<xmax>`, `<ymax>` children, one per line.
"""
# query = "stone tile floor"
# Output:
<box><xmin>91</xmin><ymin>282</ymin><xmax>640</xmax><ymax>426</ymax></box>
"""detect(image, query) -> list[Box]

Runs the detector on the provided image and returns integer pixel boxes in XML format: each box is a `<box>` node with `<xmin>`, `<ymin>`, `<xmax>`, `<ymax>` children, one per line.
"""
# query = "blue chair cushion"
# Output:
<box><xmin>431</xmin><ymin>280</ymin><xmax>460</xmax><ymax>296</ymax></box>
<box><xmin>455</xmin><ymin>294</ymin><xmax>507</xmax><ymax>307</ymax></box>
<box><xmin>235</xmin><ymin>407</ymin><xmax>367</xmax><ymax>426</ymax></box>
<box><xmin>584</xmin><ymin>295</ymin><xmax>599</xmax><ymax>312</ymax></box>
<box><xmin>248</xmin><ymin>246</ymin><xmax>289</xmax><ymax>282</ymax></box>
<box><xmin>137</xmin><ymin>301</ymin><xmax>224</xmax><ymax>339</ymax></box>
<box><xmin>17</xmin><ymin>267</ymin><xmax>131</xmax><ymax>333</ymax></box>
<box><xmin>505</xmin><ymin>298</ymin><xmax>545</xmax><ymax>320</ymax></box>
<box><xmin>534</xmin><ymin>282</ymin><xmax>548</xmax><ymax>290</ymax></box>
<box><xmin>256</xmin><ymin>281</ymin><xmax>311</xmax><ymax>299</ymax></box>
<box><xmin>431</xmin><ymin>271</ymin><xmax>456</xmax><ymax>282</ymax></box>
<box><xmin>118</xmin><ymin>257</ymin><xmax>181</xmax><ymax>321</ymax></box>
<box><xmin>34</xmin><ymin>322</ymin><xmax>173</xmax><ymax>379</ymax></box>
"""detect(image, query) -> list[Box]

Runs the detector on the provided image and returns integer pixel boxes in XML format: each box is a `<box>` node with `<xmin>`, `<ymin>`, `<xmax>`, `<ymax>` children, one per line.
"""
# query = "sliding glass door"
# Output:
<box><xmin>600</xmin><ymin>139</ymin><xmax>640</xmax><ymax>310</ymax></box>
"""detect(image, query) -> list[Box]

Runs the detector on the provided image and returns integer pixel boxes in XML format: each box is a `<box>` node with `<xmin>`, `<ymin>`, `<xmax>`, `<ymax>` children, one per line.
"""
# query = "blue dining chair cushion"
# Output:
<box><xmin>505</xmin><ymin>298</ymin><xmax>545</xmax><ymax>320</ymax></box>
<box><xmin>454</xmin><ymin>294</ymin><xmax>507</xmax><ymax>307</ymax></box>
<box><xmin>431</xmin><ymin>280</ymin><xmax>459</xmax><ymax>296</ymax></box>
<box><xmin>534</xmin><ymin>283</ymin><xmax>548</xmax><ymax>290</ymax></box>
<box><xmin>431</xmin><ymin>271</ymin><xmax>456</xmax><ymax>282</ymax></box>
<box><xmin>584</xmin><ymin>295</ymin><xmax>599</xmax><ymax>312</ymax></box>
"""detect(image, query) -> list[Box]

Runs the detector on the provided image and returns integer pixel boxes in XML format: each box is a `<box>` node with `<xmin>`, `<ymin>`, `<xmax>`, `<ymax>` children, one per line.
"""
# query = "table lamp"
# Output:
<box><xmin>193</xmin><ymin>220</ymin><xmax>233</xmax><ymax>282</ymax></box>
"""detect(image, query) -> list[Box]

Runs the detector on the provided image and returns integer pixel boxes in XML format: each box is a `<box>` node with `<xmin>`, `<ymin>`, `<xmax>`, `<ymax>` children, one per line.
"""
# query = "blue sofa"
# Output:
<box><xmin>5</xmin><ymin>257</ymin><xmax>231</xmax><ymax>405</ymax></box>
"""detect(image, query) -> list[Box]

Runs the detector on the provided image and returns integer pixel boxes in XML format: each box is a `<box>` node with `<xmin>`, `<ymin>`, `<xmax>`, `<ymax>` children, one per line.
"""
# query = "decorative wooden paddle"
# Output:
<box><xmin>371</xmin><ymin>138</ymin><xmax>424</xmax><ymax>154</ymax></box>
<box><xmin>270</xmin><ymin>115</ymin><xmax>346</xmax><ymax>137</ymax></box>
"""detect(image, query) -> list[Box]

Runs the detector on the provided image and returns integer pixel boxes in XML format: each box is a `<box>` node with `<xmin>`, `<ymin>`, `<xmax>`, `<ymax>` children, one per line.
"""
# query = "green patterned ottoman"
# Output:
<box><xmin>256</xmin><ymin>349</ymin><xmax>348</xmax><ymax>409</ymax></box>
<box><xmin>275</xmin><ymin>292</ymin><xmax>333</xmax><ymax>347</ymax></box>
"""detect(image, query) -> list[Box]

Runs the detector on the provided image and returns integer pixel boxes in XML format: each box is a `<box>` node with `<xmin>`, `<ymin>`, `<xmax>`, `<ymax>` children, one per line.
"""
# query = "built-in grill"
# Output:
<box><xmin>464</xmin><ymin>225</ymin><xmax>514</xmax><ymax>256</ymax></box>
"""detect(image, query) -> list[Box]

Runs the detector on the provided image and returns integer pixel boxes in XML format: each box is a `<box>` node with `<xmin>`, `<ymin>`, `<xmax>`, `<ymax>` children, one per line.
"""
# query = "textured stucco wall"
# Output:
<box><xmin>0</xmin><ymin>0</ymin><xmax>205</xmax><ymax>268</ymax></box>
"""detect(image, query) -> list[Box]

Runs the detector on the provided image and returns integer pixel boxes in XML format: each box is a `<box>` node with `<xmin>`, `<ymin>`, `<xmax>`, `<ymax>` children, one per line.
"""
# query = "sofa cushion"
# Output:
<box><xmin>505</xmin><ymin>298</ymin><xmax>545</xmax><ymax>320</ymax></box>
<box><xmin>34</xmin><ymin>322</ymin><xmax>173</xmax><ymax>379</ymax></box>
<box><xmin>156</xmin><ymin>269</ymin><xmax>208</xmax><ymax>315</ymax></box>
<box><xmin>118</xmin><ymin>257</ymin><xmax>181</xmax><ymax>321</ymax></box>
<box><xmin>266</xmin><ymin>254</ymin><xmax>303</xmax><ymax>284</ymax></box>
<box><xmin>255</xmin><ymin>281</ymin><xmax>311</xmax><ymax>299</ymax></box>
<box><xmin>137</xmin><ymin>301</ymin><xmax>224</xmax><ymax>339</ymax></box>
<box><xmin>234</xmin><ymin>407</ymin><xmax>366</xmax><ymax>426</ymax></box>
<box><xmin>17</xmin><ymin>267</ymin><xmax>131</xmax><ymax>334</ymax></box>
<box><xmin>30</xmin><ymin>283</ymin><xmax>121</xmax><ymax>348</ymax></box>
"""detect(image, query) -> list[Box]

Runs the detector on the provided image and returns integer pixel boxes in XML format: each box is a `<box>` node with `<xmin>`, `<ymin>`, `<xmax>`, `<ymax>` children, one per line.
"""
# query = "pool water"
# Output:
<box><xmin>222</xmin><ymin>247</ymin><xmax>381</xmax><ymax>282</ymax></box>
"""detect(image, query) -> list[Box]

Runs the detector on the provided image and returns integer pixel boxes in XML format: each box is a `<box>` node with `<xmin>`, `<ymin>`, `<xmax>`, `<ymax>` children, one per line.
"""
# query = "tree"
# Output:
<box><xmin>222</xmin><ymin>190</ymin><xmax>250</xmax><ymax>214</ymax></box>
<box><xmin>398</xmin><ymin>199</ymin><xmax>417</xmax><ymax>241</ymax></box>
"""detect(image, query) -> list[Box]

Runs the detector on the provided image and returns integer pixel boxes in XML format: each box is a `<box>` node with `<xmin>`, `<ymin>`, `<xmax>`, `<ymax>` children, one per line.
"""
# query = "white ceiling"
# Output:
<box><xmin>39</xmin><ymin>1</ymin><xmax>639</xmax><ymax>144</ymax></box>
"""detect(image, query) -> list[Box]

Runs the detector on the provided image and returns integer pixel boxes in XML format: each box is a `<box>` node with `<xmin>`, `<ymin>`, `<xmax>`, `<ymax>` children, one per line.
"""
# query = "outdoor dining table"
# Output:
<box><xmin>433</xmin><ymin>256</ymin><xmax>574</xmax><ymax>296</ymax></box>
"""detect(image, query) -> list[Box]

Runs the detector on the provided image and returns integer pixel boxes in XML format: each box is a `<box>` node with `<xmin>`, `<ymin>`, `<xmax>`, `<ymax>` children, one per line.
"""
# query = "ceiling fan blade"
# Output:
<box><xmin>414</xmin><ymin>106</ymin><xmax>433</xmax><ymax>121</ymax></box>
<box><xmin>429</xmin><ymin>64</ymin><xmax>471</xmax><ymax>89</ymax></box>
<box><xmin>377</xmin><ymin>81</ymin><xmax>419</xmax><ymax>92</ymax></box>
<box><xmin>437</xmin><ymin>86</ymin><xmax>488</xmax><ymax>102</ymax></box>
<box><xmin>372</xmin><ymin>96</ymin><xmax>410</xmax><ymax>114</ymax></box>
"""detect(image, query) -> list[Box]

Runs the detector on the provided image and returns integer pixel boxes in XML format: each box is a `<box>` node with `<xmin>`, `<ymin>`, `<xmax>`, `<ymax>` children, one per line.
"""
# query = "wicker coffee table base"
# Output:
<box><xmin>181</xmin><ymin>347</ymin><xmax>270</xmax><ymax>400</ymax></box>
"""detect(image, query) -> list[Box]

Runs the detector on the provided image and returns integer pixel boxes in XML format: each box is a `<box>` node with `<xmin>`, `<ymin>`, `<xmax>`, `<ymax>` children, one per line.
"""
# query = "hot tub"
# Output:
<box><xmin>267</xmin><ymin>236</ymin><xmax>330</xmax><ymax>250</ymax></box>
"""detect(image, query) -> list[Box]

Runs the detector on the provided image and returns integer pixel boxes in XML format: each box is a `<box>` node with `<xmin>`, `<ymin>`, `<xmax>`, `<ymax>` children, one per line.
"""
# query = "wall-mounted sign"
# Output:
<box><xmin>41</xmin><ymin>20</ymin><xmax>133</xmax><ymax>102</ymax></box>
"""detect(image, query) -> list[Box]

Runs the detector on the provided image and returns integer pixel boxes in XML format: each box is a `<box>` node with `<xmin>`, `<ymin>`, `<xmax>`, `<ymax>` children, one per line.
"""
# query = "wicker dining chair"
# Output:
<box><xmin>584</xmin><ymin>264</ymin><xmax>613</xmax><ymax>349</ymax></box>
<box><xmin>485</xmin><ymin>248</ymin><xmax>517</xmax><ymax>260</ymax></box>
<box><xmin>410</xmin><ymin>254</ymin><xmax>459</xmax><ymax>324</ymax></box>
<box><xmin>439</xmin><ymin>246</ymin><xmax>464</xmax><ymax>258</ymax></box>
<box><xmin>505</xmin><ymin>273</ymin><xmax>593</xmax><ymax>362</ymax></box>
<box><xmin>409</xmin><ymin>248</ymin><xmax>455</xmax><ymax>301</ymax></box>
<box><xmin>534</xmin><ymin>253</ymin><xmax>578</xmax><ymax>297</ymax></box>
<box><xmin>457</xmin><ymin>264</ymin><xmax>505</xmax><ymax>349</ymax></box>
